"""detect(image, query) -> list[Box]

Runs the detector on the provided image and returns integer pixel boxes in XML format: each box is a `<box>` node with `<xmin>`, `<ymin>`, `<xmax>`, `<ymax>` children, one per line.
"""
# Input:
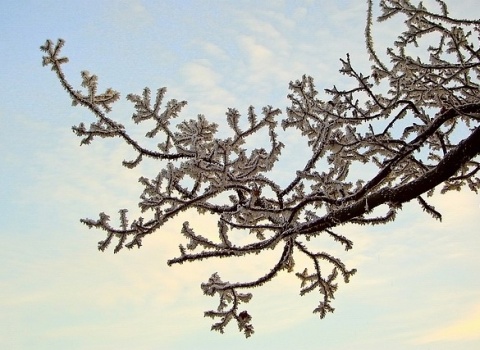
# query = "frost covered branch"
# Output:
<box><xmin>41</xmin><ymin>0</ymin><xmax>480</xmax><ymax>337</ymax></box>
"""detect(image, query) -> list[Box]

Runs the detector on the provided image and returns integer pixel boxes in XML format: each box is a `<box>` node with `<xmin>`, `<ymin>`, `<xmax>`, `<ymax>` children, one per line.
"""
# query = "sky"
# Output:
<box><xmin>1</xmin><ymin>0</ymin><xmax>479</xmax><ymax>349</ymax></box>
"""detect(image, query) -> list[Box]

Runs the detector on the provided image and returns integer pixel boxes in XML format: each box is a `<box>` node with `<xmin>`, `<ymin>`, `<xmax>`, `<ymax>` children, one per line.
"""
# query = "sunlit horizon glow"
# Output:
<box><xmin>1</xmin><ymin>0</ymin><xmax>479</xmax><ymax>349</ymax></box>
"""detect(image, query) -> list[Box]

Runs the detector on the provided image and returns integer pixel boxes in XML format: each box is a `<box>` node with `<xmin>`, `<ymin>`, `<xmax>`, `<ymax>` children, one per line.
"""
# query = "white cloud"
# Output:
<box><xmin>200</xmin><ymin>42</ymin><xmax>230</xmax><ymax>61</ymax></box>
<box><xmin>238</xmin><ymin>35</ymin><xmax>278</xmax><ymax>79</ymax></box>
<box><xmin>4</xmin><ymin>0</ymin><xmax>480</xmax><ymax>348</ymax></box>
<box><xmin>180</xmin><ymin>59</ymin><xmax>237</xmax><ymax>118</ymax></box>
<box><xmin>109</xmin><ymin>0</ymin><xmax>153</xmax><ymax>31</ymax></box>
<box><xmin>241</xmin><ymin>15</ymin><xmax>291</xmax><ymax>51</ymax></box>
<box><xmin>293</xmin><ymin>6</ymin><xmax>308</xmax><ymax>21</ymax></box>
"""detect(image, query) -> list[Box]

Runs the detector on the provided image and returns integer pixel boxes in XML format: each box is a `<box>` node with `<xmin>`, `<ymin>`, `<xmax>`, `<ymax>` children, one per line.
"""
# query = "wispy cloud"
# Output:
<box><xmin>180</xmin><ymin>59</ymin><xmax>237</xmax><ymax>118</ymax></box>
<box><xmin>415</xmin><ymin>303</ymin><xmax>480</xmax><ymax>344</ymax></box>
<box><xmin>3</xmin><ymin>0</ymin><xmax>480</xmax><ymax>348</ymax></box>
<box><xmin>108</xmin><ymin>0</ymin><xmax>153</xmax><ymax>31</ymax></box>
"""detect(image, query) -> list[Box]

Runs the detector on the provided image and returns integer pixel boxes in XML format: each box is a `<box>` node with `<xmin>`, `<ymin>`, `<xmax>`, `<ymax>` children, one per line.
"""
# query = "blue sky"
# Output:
<box><xmin>1</xmin><ymin>0</ymin><xmax>479</xmax><ymax>349</ymax></box>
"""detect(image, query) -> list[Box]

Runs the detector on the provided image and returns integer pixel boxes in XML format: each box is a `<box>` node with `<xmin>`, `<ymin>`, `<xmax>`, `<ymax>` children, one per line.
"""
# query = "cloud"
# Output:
<box><xmin>237</xmin><ymin>35</ymin><xmax>278</xmax><ymax>80</ymax></box>
<box><xmin>415</xmin><ymin>303</ymin><xmax>480</xmax><ymax>344</ymax></box>
<box><xmin>240</xmin><ymin>15</ymin><xmax>292</xmax><ymax>51</ymax></box>
<box><xmin>109</xmin><ymin>0</ymin><xmax>153</xmax><ymax>31</ymax></box>
<box><xmin>292</xmin><ymin>6</ymin><xmax>308</xmax><ymax>21</ymax></box>
<box><xmin>182</xmin><ymin>60</ymin><xmax>221</xmax><ymax>89</ymax></box>
<box><xmin>200</xmin><ymin>42</ymin><xmax>230</xmax><ymax>61</ymax></box>
<box><xmin>28</xmin><ymin>132</ymin><xmax>145</xmax><ymax>216</ymax></box>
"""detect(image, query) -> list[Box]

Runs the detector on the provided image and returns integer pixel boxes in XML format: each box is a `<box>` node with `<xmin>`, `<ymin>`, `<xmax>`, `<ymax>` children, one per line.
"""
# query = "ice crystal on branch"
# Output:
<box><xmin>201</xmin><ymin>273</ymin><xmax>255</xmax><ymax>338</ymax></box>
<box><xmin>41</xmin><ymin>0</ymin><xmax>480</xmax><ymax>337</ymax></box>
